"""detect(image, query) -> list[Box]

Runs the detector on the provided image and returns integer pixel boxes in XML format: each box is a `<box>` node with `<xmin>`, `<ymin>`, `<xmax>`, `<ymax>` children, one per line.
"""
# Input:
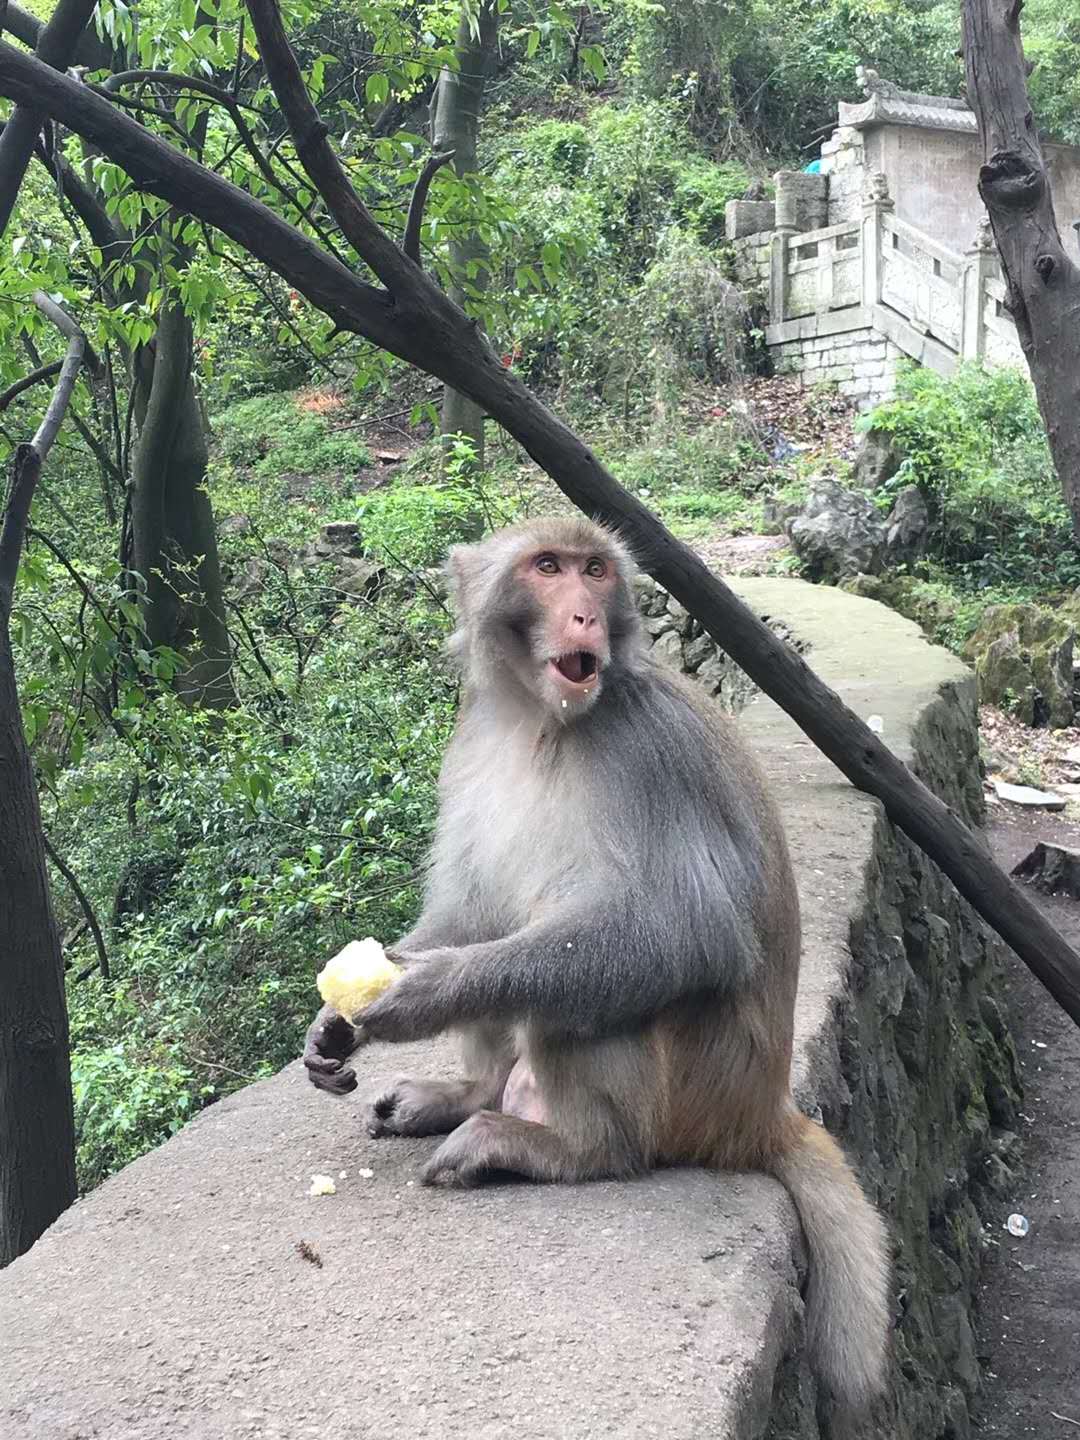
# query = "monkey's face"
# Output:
<box><xmin>448</xmin><ymin>520</ymin><xmax>640</xmax><ymax>721</ymax></box>
<box><xmin>519</xmin><ymin>545</ymin><xmax>615</xmax><ymax>717</ymax></box>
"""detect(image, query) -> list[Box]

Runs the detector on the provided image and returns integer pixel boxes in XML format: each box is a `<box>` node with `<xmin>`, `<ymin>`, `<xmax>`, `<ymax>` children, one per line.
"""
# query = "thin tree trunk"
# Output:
<box><xmin>131</xmin><ymin>304</ymin><xmax>235</xmax><ymax>708</ymax></box>
<box><xmin>963</xmin><ymin>0</ymin><xmax>1080</xmax><ymax>536</ymax></box>
<box><xmin>1</xmin><ymin>339</ymin><xmax>84</xmax><ymax>1263</ymax></box>
<box><xmin>0</xmin><ymin>613</ymin><xmax>76</xmax><ymax>1267</ymax></box>
<box><xmin>432</xmin><ymin>0</ymin><xmax>499</xmax><ymax>468</ymax></box>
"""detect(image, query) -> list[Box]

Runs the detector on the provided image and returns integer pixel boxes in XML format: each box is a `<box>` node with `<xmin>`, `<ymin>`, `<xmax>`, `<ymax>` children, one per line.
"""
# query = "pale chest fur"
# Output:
<box><xmin>431</xmin><ymin>707</ymin><xmax>587</xmax><ymax>933</ymax></box>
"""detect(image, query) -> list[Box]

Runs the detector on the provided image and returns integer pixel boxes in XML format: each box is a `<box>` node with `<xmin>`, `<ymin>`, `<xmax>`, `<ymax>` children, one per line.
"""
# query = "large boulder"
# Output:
<box><xmin>964</xmin><ymin>603</ymin><xmax>1075</xmax><ymax>726</ymax></box>
<box><xmin>786</xmin><ymin>477</ymin><xmax>887</xmax><ymax>581</ymax></box>
<box><xmin>851</xmin><ymin>427</ymin><xmax>904</xmax><ymax>490</ymax></box>
<box><xmin>884</xmin><ymin>484</ymin><xmax>929</xmax><ymax>567</ymax></box>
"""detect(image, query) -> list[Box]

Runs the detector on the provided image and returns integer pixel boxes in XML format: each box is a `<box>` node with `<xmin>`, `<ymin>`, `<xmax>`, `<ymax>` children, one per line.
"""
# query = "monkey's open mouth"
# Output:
<box><xmin>552</xmin><ymin>651</ymin><xmax>599</xmax><ymax>686</ymax></box>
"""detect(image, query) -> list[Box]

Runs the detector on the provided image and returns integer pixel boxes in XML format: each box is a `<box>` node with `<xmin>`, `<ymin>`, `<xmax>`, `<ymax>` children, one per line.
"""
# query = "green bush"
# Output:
<box><xmin>356</xmin><ymin>483</ymin><xmax>484</xmax><ymax>569</ymax></box>
<box><xmin>486</xmin><ymin>101</ymin><xmax>749</xmax><ymax>408</ymax></box>
<box><xmin>215</xmin><ymin>392</ymin><xmax>371</xmax><ymax>478</ymax></box>
<box><xmin>865</xmin><ymin>363</ymin><xmax>1080</xmax><ymax>590</ymax></box>
<box><xmin>71</xmin><ymin>1038</ymin><xmax>209</xmax><ymax>1191</ymax></box>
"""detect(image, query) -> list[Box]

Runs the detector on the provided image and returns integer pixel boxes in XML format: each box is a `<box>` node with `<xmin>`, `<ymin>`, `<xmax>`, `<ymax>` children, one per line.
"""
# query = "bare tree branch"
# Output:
<box><xmin>42</xmin><ymin>834</ymin><xmax>110</xmax><ymax>981</ymax></box>
<box><xmin>0</xmin><ymin>0</ymin><xmax>110</xmax><ymax>69</ymax></box>
<box><xmin>0</xmin><ymin>361</ymin><xmax>62</xmax><ymax>412</ymax></box>
<box><xmin>402</xmin><ymin>149</ymin><xmax>454</xmax><ymax>264</ymax></box>
<box><xmin>0</xmin><ymin>298</ymin><xmax>89</xmax><ymax>616</ymax></box>
<box><xmin>32</xmin><ymin>290</ymin><xmax>101</xmax><ymax>375</ymax></box>
<box><xmin>243</xmin><ymin>0</ymin><xmax>420</xmax><ymax>292</ymax></box>
<box><xmin>0</xmin><ymin>0</ymin><xmax>98</xmax><ymax>237</ymax></box>
<box><xmin>0</xmin><ymin>41</ymin><xmax>400</xmax><ymax>343</ymax></box>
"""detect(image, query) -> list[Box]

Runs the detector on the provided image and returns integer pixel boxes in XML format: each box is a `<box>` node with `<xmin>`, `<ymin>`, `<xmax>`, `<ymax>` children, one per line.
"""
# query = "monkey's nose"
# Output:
<box><xmin>572</xmin><ymin>611</ymin><xmax>598</xmax><ymax>628</ymax></box>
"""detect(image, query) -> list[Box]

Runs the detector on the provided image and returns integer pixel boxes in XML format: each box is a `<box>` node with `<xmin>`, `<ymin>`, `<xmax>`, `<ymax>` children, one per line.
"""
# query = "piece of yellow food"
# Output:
<box><xmin>316</xmin><ymin>937</ymin><xmax>401</xmax><ymax>1021</ymax></box>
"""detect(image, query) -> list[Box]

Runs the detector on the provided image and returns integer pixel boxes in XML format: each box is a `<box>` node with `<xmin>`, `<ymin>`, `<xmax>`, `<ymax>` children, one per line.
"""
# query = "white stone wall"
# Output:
<box><xmin>772</xmin><ymin>327</ymin><xmax>905</xmax><ymax>409</ymax></box>
<box><xmin>730</xmin><ymin>232</ymin><xmax>772</xmax><ymax>289</ymax></box>
<box><xmin>820</xmin><ymin>126</ymin><xmax>866</xmax><ymax>227</ymax></box>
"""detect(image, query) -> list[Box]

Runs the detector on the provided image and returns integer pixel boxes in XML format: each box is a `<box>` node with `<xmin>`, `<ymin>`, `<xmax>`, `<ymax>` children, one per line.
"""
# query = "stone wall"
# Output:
<box><xmin>772</xmin><ymin>324</ymin><xmax>906</xmax><ymax>408</ymax></box>
<box><xmin>0</xmin><ymin>581</ymin><xmax>1022</xmax><ymax>1440</ymax></box>
<box><xmin>731</xmin><ymin>231</ymin><xmax>773</xmax><ymax>290</ymax></box>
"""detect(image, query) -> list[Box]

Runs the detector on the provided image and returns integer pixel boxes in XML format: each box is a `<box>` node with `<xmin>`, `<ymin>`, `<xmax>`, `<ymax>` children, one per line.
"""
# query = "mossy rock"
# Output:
<box><xmin>963</xmin><ymin>603</ymin><xmax>1074</xmax><ymax>727</ymax></box>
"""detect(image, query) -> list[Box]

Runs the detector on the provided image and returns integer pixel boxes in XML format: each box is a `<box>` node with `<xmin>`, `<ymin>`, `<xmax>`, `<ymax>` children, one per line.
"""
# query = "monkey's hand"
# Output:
<box><xmin>357</xmin><ymin>951</ymin><xmax>457</xmax><ymax>1043</ymax></box>
<box><xmin>303</xmin><ymin>1004</ymin><xmax>362</xmax><ymax>1096</ymax></box>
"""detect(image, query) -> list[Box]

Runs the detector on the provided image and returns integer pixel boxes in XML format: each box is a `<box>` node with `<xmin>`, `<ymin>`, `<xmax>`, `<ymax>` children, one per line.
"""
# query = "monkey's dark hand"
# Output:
<box><xmin>303</xmin><ymin>1006</ymin><xmax>361</xmax><ymax>1096</ymax></box>
<box><xmin>358</xmin><ymin>952</ymin><xmax>458</xmax><ymax>1043</ymax></box>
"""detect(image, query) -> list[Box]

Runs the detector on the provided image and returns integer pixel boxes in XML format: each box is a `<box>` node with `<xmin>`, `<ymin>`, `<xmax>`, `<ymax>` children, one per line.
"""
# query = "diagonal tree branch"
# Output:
<box><xmin>0</xmin><ymin>0</ymin><xmax>99</xmax><ymax>237</ymax></box>
<box><xmin>2</xmin><ymin>37</ymin><xmax>1080</xmax><ymax>1028</ymax></box>
<box><xmin>0</xmin><ymin>297</ymin><xmax>89</xmax><ymax>617</ymax></box>
<box><xmin>0</xmin><ymin>0</ymin><xmax>111</xmax><ymax>69</ymax></box>
<box><xmin>0</xmin><ymin>42</ymin><xmax>401</xmax><ymax>342</ymax></box>
<box><xmin>243</xmin><ymin>0</ymin><xmax>423</xmax><ymax>292</ymax></box>
<box><xmin>403</xmin><ymin>149</ymin><xmax>455</xmax><ymax>265</ymax></box>
<box><xmin>0</xmin><ymin>361</ymin><xmax>63</xmax><ymax>413</ymax></box>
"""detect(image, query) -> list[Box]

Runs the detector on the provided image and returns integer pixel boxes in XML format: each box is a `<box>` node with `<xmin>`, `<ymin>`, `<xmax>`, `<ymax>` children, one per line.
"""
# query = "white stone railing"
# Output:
<box><xmin>763</xmin><ymin>172</ymin><xmax>1025</xmax><ymax>376</ymax></box>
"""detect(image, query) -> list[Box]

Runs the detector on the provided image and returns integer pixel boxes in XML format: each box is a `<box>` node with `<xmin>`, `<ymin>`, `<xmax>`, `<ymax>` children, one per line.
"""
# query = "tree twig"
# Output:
<box><xmin>402</xmin><ymin>149</ymin><xmax>454</xmax><ymax>264</ymax></box>
<box><xmin>42</xmin><ymin>834</ymin><xmax>110</xmax><ymax>981</ymax></box>
<box><xmin>0</xmin><ymin>361</ymin><xmax>62</xmax><ymax>412</ymax></box>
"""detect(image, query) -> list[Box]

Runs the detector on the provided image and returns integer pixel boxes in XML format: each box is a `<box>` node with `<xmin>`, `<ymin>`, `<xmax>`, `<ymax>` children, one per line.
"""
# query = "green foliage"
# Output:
<box><xmin>865</xmin><ymin>364</ymin><xmax>1080</xmax><ymax>590</ymax></box>
<box><xmin>605</xmin><ymin>424</ymin><xmax>774</xmax><ymax>537</ymax></box>
<box><xmin>214</xmin><ymin>393</ymin><xmax>371</xmax><ymax>478</ymax></box>
<box><xmin>70</xmin><ymin>1035</ymin><xmax>210</xmax><ymax>1192</ymax></box>
<box><xmin>356</xmin><ymin>482</ymin><xmax>484</xmax><ymax>568</ymax></box>
<box><xmin>487</xmin><ymin>101</ymin><xmax>749</xmax><ymax>412</ymax></box>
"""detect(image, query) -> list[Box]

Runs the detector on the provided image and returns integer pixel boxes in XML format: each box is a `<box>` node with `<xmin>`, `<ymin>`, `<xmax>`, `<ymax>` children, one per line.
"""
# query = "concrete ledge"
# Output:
<box><xmin>0</xmin><ymin>581</ymin><xmax>1017</xmax><ymax>1440</ymax></box>
<box><xmin>766</xmin><ymin>305</ymin><xmax>871</xmax><ymax>344</ymax></box>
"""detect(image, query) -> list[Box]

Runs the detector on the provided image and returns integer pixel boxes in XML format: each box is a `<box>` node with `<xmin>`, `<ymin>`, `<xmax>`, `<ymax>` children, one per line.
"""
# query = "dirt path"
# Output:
<box><xmin>975</xmin><ymin>810</ymin><xmax>1080</xmax><ymax>1436</ymax></box>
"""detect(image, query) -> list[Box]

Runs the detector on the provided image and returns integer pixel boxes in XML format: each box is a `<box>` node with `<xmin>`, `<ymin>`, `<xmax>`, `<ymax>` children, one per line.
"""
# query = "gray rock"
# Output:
<box><xmin>652</xmin><ymin>629</ymin><xmax>683</xmax><ymax>665</ymax></box>
<box><xmin>333</xmin><ymin>557</ymin><xmax>384</xmax><ymax>602</ymax></box>
<box><xmin>695</xmin><ymin>655</ymin><xmax>730</xmax><ymax>694</ymax></box>
<box><xmin>852</xmin><ymin>427</ymin><xmax>904</xmax><ymax>490</ymax></box>
<box><xmin>992</xmin><ymin>780</ymin><xmax>1066</xmax><ymax>811</ymax></box>
<box><xmin>760</xmin><ymin>494</ymin><xmax>799</xmax><ymax>536</ymax></box>
<box><xmin>786</xmin><ymin>478</ymin><xmax>887</xmax><ymax>581</ymax></box>
<box><xmin>667</xmin><ymin>599</ymin><xmax>694</xmax><ymax>638</ymax></box>
<box><xmin>643</xmin><ymin>615</ymin><xmax>675</xmax><ymax>640</ymax></box>
<box><xmin>884</xmin><ymin>485</ymin><xmax>928</xmax><ymax>567</ymax></box>
<box><xmin>682</xmin><ymin>632</ymin><xmax>716</xmax><ymax>672</ymax></box>
<box><xmin>219</xmin><ymin>513</ymin><xmax>252</xmax><ymax>537</ymax></box>
<box><xmin>233</xmin><ymin>557</ymin><xmax>268</xmax><ymax>601</ymax></box>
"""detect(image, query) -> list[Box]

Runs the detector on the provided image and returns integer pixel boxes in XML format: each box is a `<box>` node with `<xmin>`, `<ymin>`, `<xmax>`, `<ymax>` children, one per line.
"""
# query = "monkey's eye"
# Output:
<box><xmin>584</xmin><ymin>557</ymin><xmax>607</xmax><ymax>578</ymax></box>
<box><xmin>535</xmin><ymin>555</ymin><xmax>560</xmax><ymax>575</ymax></box>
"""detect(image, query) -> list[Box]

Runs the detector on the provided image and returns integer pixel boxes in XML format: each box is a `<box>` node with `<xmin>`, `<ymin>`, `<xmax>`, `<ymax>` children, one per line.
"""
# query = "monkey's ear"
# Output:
<box><xmin>445</xmin><ymin>543</ymin><xmax>486</xmax><ymax>614</ymax></box>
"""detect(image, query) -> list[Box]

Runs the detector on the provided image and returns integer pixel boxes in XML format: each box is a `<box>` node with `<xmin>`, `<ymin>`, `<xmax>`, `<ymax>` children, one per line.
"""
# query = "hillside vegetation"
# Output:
<box><xmin>3</xmin><ymin>0</ymin><xmax>1078</xmax><ymax>1189</ymax></box>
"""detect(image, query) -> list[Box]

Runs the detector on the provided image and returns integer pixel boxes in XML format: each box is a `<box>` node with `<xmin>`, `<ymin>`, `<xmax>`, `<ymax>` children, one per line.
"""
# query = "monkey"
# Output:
<box><xmin>302</xmin><ymin>515</ymin><xmax>889</xmax><ymax>1411</ymax></box>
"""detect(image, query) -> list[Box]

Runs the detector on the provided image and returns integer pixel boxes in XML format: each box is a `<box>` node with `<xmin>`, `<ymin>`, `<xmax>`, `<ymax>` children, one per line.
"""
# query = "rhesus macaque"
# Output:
<box><xmin>303</xmin><ymin>516</ymin><xmax>888</xmax><ymax>1409</ymax></box>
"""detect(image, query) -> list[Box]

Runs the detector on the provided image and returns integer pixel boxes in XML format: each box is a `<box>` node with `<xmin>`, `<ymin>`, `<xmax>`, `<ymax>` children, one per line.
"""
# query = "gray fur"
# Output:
<box><xmin>317</xmin><ymin>518</ymin><xmax>889</xmax><ymax>1412</ymax></box>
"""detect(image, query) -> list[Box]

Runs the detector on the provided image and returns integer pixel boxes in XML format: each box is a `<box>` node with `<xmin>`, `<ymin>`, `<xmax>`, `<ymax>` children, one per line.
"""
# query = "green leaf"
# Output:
<box><xmin>581</xmin><ymin>46</ymin><xmax>606</xmax><ymax>84</ymax></box>
<box><xmin>525</xmin><ymin>28</ymin><xmax>540</xmax><ymax>58</ymax></box>
<box><xmin>365</xmin><ymin>72</ymin><xmax>390</xmax><ymax>105</ymax></box>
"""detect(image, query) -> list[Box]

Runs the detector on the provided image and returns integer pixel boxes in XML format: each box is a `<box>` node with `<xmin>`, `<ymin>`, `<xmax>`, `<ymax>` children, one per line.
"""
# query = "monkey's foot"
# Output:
<box><xmin>421</xmin><ymin>1110</ymin><xmax>577</xmax><ymax>1186</ymax></box>
<box><xmin>367</xmin><ymin>1076</ymin><xmax>487</xmax><ymax>1138</ymax></box>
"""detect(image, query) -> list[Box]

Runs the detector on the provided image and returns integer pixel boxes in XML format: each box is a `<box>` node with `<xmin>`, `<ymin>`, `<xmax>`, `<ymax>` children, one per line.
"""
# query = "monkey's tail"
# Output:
<box><xmin>770</xmin><ymin>1113</ymin><xmax>889</xmax><ymax>1411</ymax></box>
